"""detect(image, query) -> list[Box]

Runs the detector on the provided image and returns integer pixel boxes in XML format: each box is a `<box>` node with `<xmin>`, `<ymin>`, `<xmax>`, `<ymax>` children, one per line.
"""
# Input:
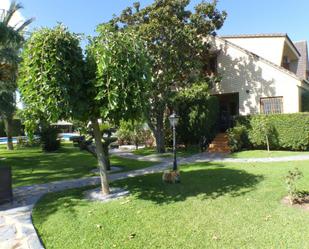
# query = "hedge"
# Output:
<box><xmin>228</xmin><ymin>113</ymin><xmax>309</xmax><ymax>151</ymax></box>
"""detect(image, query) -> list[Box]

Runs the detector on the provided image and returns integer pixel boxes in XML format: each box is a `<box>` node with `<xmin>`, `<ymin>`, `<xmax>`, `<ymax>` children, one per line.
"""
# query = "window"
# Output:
<box><xmin>282</xmin><ymin>56</ymin><xmax>290</xmax><ymax>70</ymax></box>
<box><xmin>260</xmin><ymin>97</ymin><xmax>283</xmax><ymax>114</ymax></box>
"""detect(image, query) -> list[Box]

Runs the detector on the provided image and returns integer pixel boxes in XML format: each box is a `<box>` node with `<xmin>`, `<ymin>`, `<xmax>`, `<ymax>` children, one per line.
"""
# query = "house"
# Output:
<box><xmin>208</xmin><ymin>33</ymin><xmax>309</xmax><ymax>130</ymax></box>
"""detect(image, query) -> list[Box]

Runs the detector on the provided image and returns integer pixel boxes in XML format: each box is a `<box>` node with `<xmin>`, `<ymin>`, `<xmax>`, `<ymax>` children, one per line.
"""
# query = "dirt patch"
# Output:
<box><xmin>282</xmin><ymin>195</ymin><xmax>309</xmax><ymax>211</ymax></box>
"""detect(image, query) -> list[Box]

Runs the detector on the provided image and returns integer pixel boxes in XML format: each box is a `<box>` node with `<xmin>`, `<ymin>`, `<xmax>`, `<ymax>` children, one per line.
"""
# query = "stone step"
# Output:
<box><xmin>208</xmin><ymin>149</ymin><xmax>231</xmax><ymax>153</ymax></box>
<box><xmin>209</xmin><ymin>141</ymin><xmax>229</xmax><ymax>145</ymax></box>
<box><xmin>209</xmin><ymin>145</ymin><xmax>229</xmax><ymax>148</ymax></box>
<box><xmin>211</xmin><ymin>141</ymin><xmax>228</xmax><ymax>145</ymax></box>
<box><xmin>207</xmin><ymin>132</ymin><xmax>231</xmax><ymax>153</ymax></box>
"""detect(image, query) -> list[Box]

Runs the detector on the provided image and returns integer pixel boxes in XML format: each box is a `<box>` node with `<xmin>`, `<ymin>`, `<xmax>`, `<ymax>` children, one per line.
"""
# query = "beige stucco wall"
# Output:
<box><xmin>224</xmin><ymin>37</ymin><xmax>285</xmax><ymax>66</ymax></box>
<box><xmin>210</xmin><ymin>37</ymin><xmax>302</xmax><ymax>115</ymax></box>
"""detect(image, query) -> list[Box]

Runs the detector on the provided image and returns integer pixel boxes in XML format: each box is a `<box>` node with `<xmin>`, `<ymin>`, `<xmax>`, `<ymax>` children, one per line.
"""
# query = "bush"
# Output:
<box><xmin>16</xmin><ymin>136</ymin><xmax>41</xmax><ymax>149</ymax></box>
<box><xmin>174</xmin><ymin>82</ymin><xmax>219</xmax><ymax>149</ymax></box>
<box><xmin>285</xmin><ymin>168</ymin><xmax>304</xmax><ymax>204</ymax></box>
<box><xmin>117</xmin><ymin>120</ymin><xmax>153</xmax><ymax>148</ymax></box>
<box><xmin>227</xmin><ymin>125</ymin><xmax>249</xmax><ymax>152</ymax></box>
<box><xmin>40</xmin><ymin>126</ymin><xmax>61</xmax><ymax>152</ymax></box>
<box><xmin>229</xmin><ymin>113</ymin><xmax>309</xmax><ymax>151</ymax></box>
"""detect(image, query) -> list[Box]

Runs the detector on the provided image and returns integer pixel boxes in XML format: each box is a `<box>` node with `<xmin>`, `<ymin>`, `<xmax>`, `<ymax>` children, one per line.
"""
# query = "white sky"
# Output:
<box><xmin>0</xmin><ymin>0</ymin><xmax>25</xmax><ymax>29</ymax></box>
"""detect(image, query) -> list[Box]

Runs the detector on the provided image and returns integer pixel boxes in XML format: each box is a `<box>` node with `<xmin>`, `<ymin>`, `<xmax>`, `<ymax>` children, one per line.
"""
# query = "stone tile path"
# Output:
<box><xmin>2</xmin><ymin>151</ymin><xmax>309</xmax><ymax>249</ymax></box>
<box><xmin>110</xmin><ymin>149</ymin><xmax>173</xmax><ymax>162</ymax></box>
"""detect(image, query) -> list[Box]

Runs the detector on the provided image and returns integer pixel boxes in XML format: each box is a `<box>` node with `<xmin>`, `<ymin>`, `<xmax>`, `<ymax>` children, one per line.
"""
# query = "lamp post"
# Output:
<box><xmin>169</xmin><ymin>112</ymin><xmax>179</xmax><ymax>171</ymax></box>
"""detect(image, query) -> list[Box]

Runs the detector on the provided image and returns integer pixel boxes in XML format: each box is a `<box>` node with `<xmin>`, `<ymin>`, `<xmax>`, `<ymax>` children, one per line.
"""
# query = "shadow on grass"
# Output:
<box><xmin>113</xmin><ymin>164</ymin><xmax>264</xmax><ymax>204</ymax></box>
<box><xmin>33</xmin><ymin>164</ymin><xmax>263</xmax><ymax>234</ymax></box>
<box><xmin>32</xmin><ymin>186</ymin><xmax>94</xmax><ymax>229</ymax></box>
<box><xmin>0</xmin><ymin>145</ymin><xmax>98</xmax><ymax>187</ymax></box>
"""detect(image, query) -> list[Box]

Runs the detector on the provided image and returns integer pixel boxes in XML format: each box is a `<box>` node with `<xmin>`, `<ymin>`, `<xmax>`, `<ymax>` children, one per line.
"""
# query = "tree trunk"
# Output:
<box><xmin>148</xmin><ymin>111</ymin><xmax>165</xmax><ymax>153</ymax></box>
<box><xmin>135</xmin><ymin>137</ymin><xmax>138</xmax><ymax>150</ymax></box>
<box><xmin>266</xmin><ymin>135</ymin><xmax>270</xmax><ymax>152</ymax></box>
<box><xmin>4</xmin><ymin>117</ymin><xmax>14</xmax><ymax>151</ymax></box>
<box><xmin>154</xmin><ymin>129</ymin><xmax>165</xmax><ymax>153</ymax></box>
<box><xmin>102</xmin><ymin>144</ymin><xmax>111</xmax><ymax>171</ymax></box>
<box><xmin>91</xmin><ymin>118</ymin><xmax>110</xmax><ymax>195</ymax></box>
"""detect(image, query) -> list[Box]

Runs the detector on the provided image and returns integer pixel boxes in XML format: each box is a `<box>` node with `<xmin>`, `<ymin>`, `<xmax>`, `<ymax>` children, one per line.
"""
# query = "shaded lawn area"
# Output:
<box><xmin>133</xmin><ymin>146</ymin><xmax>200</xmax><ymax>158</ymax></box>
<box><xmin>0</xmin><ymin>144</ymin><xmax>156</xmax><ymax>188</ymax></box>
<box><xmin>33</xmin><ymin>160</ymin><xmax>309</xmax><ymax>249</ymax></box>
<box><xmin>231</xmin><ymin>150</ymin><xmax>309</xmax><ymax>158</ymax></box>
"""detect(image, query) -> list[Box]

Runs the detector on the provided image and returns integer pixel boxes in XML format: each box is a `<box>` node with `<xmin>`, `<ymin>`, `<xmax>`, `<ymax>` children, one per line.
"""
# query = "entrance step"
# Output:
<box><xmin>208</xmin><ymin>133</ymin><xmax>231</xmax><ymax>153</ymax></box>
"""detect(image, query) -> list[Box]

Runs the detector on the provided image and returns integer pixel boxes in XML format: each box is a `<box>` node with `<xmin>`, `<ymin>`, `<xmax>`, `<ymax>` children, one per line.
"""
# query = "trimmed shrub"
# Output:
<box><xmin>267</xmin><ymin>114</ymin><xmax>309</xmax><ymax>150</ymax></box>
<box><xmin>40</xmin><ymin>126</ymin><xmax>61</xmax><ymax>152</ymax></box>
<box><xmin>230</xmin><ymin>113</ymin><xmax>309</xmax><ymax>151</ymax></box>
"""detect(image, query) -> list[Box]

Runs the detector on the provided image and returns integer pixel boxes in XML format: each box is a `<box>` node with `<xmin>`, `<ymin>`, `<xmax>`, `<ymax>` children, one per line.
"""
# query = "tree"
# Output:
<box><xmin>174</xmin><ymin>81</ymin><xmax>219</xmax><ymax>150</ymax></box>
<box><xmin>249</xmin><ymin>115</ymin><xmax>273</xmax><ymax>152</ymax></box>
<box><xmin>0</xmin><ymin>1</ymin><xmax>33</xmax><ymax>150</ymax></box>
<box><xmin>85</xmin><ymin>24</ymin><xmax>150</xmax><ymax>186</ymax></box>
<box><xmin>111</xmin><ymin>0</ymin><xmax>226</xmax><ymax>153</ymax></box>
<box><xmin>19</xmin><ymin>24</ymin><xmax>150</xmax><ymax>195</ymax></box>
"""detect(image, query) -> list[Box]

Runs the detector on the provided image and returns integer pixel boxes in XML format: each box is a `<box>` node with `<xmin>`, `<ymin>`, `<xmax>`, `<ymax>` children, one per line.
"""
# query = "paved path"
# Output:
<box><xmin>2</xmin><ymin>152</ymin><xmax>309</xmax><ymax>249</ymax></box>
<box><xmin>110</xmin><ymin>149</ymin><xmax>173</xmax><ymax>162</ymax></box>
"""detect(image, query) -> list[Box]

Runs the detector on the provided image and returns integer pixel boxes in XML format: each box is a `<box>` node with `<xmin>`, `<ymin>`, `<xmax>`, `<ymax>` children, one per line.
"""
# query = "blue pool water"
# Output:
<box><xmin>0</xmin><ymin>133</ymin><xmax>78</xmax><ymax>143</ymax></box>
<box><xmin>0</xmin><ymin>137</ymin><xmax>18</xmax><ymax>143</ymax></box>
<box><xmin>59</xmin><ymin>133</ymin><xmax>80</xmax><ymax>141</ymax></box>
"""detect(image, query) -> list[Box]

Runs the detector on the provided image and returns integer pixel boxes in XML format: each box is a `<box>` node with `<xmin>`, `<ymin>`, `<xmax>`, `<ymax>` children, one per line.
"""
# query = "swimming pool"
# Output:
<box><xmin>59</xmin><ymin>133</ymin><xmax>80</xmax><ymax>141</ymax></box>
<box><xmin>0</xmin><ymin>133</ymin><xmax>79</xmax><ymax>144</ymax></box>
<box><xmin>0</xmin><ymin>137</ymin><xmax>18</xmax><ymax>144</ymax></box>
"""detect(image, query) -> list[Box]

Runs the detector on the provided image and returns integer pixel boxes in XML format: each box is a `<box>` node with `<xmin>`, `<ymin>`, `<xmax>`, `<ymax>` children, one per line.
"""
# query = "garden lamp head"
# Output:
<box><xmin>169</xmin><ymin>112</ymin><xmax>179</xmax><ymax>127</ymax></box>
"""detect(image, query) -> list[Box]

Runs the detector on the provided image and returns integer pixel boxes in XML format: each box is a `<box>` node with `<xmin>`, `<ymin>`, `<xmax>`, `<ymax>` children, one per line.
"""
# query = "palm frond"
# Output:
<box><xmin>16</xmin><ymin>17</ymin><xmax>34</xmax><ymax>33</ymax></box>
<box><xmin>2</xmin><ymin>1</ymin><xmax>23</xmax><ymax>26</ymax></box>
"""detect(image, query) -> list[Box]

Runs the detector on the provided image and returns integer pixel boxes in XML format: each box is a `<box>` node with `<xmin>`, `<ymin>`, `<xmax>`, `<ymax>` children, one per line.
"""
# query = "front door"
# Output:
<box><xmin>216</xmin><ymin>93</ymin><xmax>239</xmax><ymax>131</ymax></box>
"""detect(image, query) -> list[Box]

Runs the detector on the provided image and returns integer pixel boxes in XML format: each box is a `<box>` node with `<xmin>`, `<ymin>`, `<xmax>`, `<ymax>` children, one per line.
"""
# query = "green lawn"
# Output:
<box><xmin>33</xmin><ymin>160</ymin><xmax>309</xmax><ymax>249</ymax></box>
<box><xmin>0</xmin><ymin>144</ymin><xmax>156</xmax><ymax>187</ymax></box>
<box><xmin>231</xmin><ymin>150</ymin><xmax>309</xmax><ymax>158</ymax></box>
<box><xmin>133</xmin><ymin>146</ymin><xmax>200</xmax><ymax>158</ymax></box>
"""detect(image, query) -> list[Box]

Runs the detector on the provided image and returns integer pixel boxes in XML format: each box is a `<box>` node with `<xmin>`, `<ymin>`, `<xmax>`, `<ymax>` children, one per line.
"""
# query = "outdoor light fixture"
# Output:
<box><xmin>169</xmin><ymin>112</ymin><xmax>180</xmax><ymax>171</ymax></box>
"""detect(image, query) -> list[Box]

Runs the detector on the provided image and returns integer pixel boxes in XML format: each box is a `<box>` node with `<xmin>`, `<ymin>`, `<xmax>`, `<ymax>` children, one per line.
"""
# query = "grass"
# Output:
<box><xmin>0</xmin><ymin>144</ymin><xmax>156</xmax><ymax>187</ymax></box>
<box><xmin>133</xmin><ymin>146</ymin><xmax>200</xmax><ymax>158</ymax></box>
<box><xmin>231</xmin><ymin>150</ymin><xmax>309</xmax><ymax>158</ymax></box>
<box><xmin>33</xmin><ymin>160</ymin><xmax>309</xmax><ymax>248</ymax></box>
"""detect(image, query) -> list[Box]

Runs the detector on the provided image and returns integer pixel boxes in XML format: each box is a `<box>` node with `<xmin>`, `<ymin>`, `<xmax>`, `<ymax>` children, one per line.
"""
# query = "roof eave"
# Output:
<box><xmin>285</xmin><ymin>35</ymin><xmax>301</xmax><ymax>58</ymax></box>
<box><xmin>215</xmin><ymin>36</ymin><xmax>302</xmax><ymax>82</ymax></box>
